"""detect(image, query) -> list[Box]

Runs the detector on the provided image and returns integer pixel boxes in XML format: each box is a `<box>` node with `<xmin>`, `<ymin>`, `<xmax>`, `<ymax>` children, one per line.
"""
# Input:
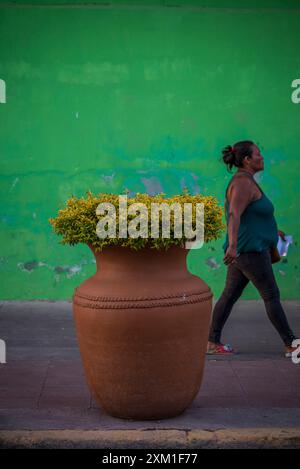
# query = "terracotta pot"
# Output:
<box><xmin>72</xmin><ymin>244</ymin><xmax>212</xmax><ymax>420</ymax></box>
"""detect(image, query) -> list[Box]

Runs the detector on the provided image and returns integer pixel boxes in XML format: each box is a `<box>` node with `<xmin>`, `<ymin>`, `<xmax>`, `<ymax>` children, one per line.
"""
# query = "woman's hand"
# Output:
<box><xmin>223</xmin><ymin>246</ymin><xmax>238</xmax><ymax>266</ymax></box>
<box><xmin>278</xmin><ymin>230</ymin><xmax>286</xmax><ymax>241</ymax></box>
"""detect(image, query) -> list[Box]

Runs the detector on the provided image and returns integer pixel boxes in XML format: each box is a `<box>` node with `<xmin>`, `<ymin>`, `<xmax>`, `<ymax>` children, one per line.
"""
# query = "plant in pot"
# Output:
<box><xmin>49</xmin><ymin>189</ymin><xmax>225</xmax><ymax>420</ymax></box>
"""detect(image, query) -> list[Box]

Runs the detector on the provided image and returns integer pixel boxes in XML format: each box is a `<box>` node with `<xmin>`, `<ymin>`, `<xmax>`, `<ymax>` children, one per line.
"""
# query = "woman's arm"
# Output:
<box><xmin>223</xmin><ymin>178</ymin><xmax>256</xmax><ymax>265</ymax></box>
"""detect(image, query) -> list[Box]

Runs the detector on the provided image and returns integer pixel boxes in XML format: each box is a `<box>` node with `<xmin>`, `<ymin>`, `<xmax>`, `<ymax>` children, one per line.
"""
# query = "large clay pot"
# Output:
<box><xmin>73</xmin><ymin>244</ymin><xmax>212</xmax><ymax>420</ymax></box>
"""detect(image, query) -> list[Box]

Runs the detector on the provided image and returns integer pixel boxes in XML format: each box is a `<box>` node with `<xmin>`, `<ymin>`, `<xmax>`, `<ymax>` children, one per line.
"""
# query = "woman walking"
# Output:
<box><xmin>207</xmin><ymin>140</ymin><xmax>298</xmax><ymax>358</ymax></box>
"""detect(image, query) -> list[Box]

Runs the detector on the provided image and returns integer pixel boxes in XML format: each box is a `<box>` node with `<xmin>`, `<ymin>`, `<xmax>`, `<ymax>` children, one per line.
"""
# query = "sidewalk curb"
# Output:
<box><xmin>1</xmin><ymin>428</ymin><xmax>300</xmax><ymax>449</ymax></box>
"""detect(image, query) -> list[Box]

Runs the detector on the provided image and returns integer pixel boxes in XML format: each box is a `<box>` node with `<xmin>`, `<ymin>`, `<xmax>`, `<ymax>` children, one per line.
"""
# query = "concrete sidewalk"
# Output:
<box><xmin>0</xmin><ymin>300</ymin><xmax>299</xmax><ymax>449</ymax></box>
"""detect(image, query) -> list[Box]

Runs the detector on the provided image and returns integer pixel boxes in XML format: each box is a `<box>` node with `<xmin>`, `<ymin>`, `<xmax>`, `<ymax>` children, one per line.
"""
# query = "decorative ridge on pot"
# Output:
<box><xmin>73</xmin><ymin>290</ymin><xmax>213</xmax><ymax>310</ymax></box>
<box><xmin>73</xmin><ymin>287</ymin><xmax>212</xmax><ymax>302</ymax></box>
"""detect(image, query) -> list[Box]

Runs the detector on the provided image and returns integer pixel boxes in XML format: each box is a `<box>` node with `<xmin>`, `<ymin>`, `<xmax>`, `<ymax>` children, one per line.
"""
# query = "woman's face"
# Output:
<box><xmin>244</xmin><ymin>144</ymin><xmax>264</xmax><ymax>172</ymax></box>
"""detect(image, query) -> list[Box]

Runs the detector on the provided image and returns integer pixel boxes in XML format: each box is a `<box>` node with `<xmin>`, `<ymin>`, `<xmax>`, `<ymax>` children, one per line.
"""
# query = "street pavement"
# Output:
<box><xmin>0</xmin><ymin>300</ymin><xmax>299</xmax><ymax>449</ymax></box>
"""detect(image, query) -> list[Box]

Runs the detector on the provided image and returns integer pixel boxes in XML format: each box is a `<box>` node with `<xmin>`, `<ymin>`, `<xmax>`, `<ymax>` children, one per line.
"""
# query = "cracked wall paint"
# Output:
<box><xmin>205</xmin><ymin>257</ymin><xmax>221</xmax><ymax>270</ymax></box>
<box><xmin>9</xmin><ymin>177</ymin><xmax>19</xmax><ymax>192</ymax></box>
<box><xmin>17</xmin><ymin>259</ymin><xmax>95</xmax><ymax>280</ymax></box>
<box><xmin>140</xmin><ymin>177</ymin><xmax>164</xmax><ymax>196</ymax></box>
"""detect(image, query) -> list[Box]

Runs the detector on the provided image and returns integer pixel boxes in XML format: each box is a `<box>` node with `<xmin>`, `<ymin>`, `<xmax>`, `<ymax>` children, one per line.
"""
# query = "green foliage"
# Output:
<box><xmin>49</xmin><ymin>190</ymin><xmax>225</xmax><ymax>252</ymax></box>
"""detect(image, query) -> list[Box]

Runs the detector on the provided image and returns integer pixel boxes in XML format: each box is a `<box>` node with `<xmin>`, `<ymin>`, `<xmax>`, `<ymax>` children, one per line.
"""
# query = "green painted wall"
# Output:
<box><xmin>1</xmin><ymin>1</ymin><xmax>300</xmax><ymax>299</ymax></box>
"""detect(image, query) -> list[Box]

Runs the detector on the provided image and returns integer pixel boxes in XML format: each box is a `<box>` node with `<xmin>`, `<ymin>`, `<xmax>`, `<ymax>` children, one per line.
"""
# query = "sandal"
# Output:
<box><xmin>206</xmin><ymin>342</ymin><xmax>235</xmax><ymax>355</ymax></box>
<box><xmin>284</xmin><ymin>345</ymin><xmax>298</xmax><ymax>359</ymax></box>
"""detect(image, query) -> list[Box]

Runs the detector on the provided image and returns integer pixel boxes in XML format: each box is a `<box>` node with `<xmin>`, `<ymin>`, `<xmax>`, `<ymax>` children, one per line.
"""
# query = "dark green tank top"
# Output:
<box><xmin>222</xmin><ymin>172</ymin><xmax>278</xmax><ymax>254</ymax></box>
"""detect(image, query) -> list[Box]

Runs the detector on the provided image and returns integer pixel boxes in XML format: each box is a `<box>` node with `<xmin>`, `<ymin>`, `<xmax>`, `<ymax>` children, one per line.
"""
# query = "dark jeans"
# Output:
<box><xmin>209</xmin><ymin>249</ymin><xmax>297</xmax><ymax>347</ymax></box>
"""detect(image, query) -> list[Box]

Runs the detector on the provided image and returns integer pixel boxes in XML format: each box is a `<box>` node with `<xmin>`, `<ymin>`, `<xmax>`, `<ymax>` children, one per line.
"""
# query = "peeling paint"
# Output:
<box><xmin>58</xmin><ymin>62</ymin><xmax>130</xmax><ymax>86</ymax></box>
<box><xmin>54</xmin><ymin>266</ymin><xmax>69</xmax><ymax>274</ymax></box>
<box><xmin>102</xmin><ymin>173</ymin><xmax>115</xmax><ymax>184</ymax></box>
<box><xmin>54</xmin><ymin>264</ymin><xmax>82</xmax><ymax>280</ymax></box>
<box><xmin>68</xmin><ymin>265</ymin><xmax>82</xmax><ymax>276</ymax></box>
<box><xmin>17</xmin><ymin>259</ymin><xmax>89</xmax><ymax>276</ymax></box>
<box><xmin>0</xmin><ymin>257</ymin><xmax>8</xmax><ymax>269</ymax></box>
<box><xmin>180</xmin><ymin>177</ymin><xmax>187</xmax><ymax>192</ymax></box>
<box><xmin>140</xmin><ymin>177</ymin><xmax>164</xmax><ymax>195</ymax></box>
<box><xmin>17</xmin><ymin>260</ymin><xmax>49</xmax><ymax>273</ymax></box>
<box><xmin>190</xmin><ymin>173</ymin><xmax>200</xmax><ymax>194</ymax></box>
<box><xmin>22</xmin><ymin>260</ymin><xmax>39</xmax><ymax>271</ymax></box>
<box><xmin>206</xmin><ymin>257</ymin><xmax>221</xmax><ymax>269</ymax></box>
<box><xmin>54</xmin><ymin>264</ymin><xmax>81</xmax><ymax>276</ymax></box>
<box><xmin>9</xmin><ymin>177</ymin><xmax>19</xmax><ymax>192</ymax></box>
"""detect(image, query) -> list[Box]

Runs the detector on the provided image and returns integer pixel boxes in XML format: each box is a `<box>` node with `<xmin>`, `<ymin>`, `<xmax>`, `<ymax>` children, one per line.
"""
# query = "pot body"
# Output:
<box><xmin>73</xmin><ymin>245</ymin><xmax>212</xmax><ymax>420</ymax></box>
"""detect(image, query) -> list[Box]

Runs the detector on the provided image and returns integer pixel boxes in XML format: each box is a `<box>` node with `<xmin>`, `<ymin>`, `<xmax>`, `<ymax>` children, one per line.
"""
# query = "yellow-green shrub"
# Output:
<box><xmin>49</xmin><ymin>190</ymin><xmax>225</xmax><ymax>252</ymax></box>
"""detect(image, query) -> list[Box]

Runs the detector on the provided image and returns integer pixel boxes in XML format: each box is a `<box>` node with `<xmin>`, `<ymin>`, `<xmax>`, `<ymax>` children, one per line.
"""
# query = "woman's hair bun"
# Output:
<box><xmin>222</xmin><ymin>145</ymin><xmax>236</xmax><ymax>167</ymax></box>
<box><xmin>221</xmin><ymin>140</ymin><xmax>254</xmax><ymax>173</ymax></box>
